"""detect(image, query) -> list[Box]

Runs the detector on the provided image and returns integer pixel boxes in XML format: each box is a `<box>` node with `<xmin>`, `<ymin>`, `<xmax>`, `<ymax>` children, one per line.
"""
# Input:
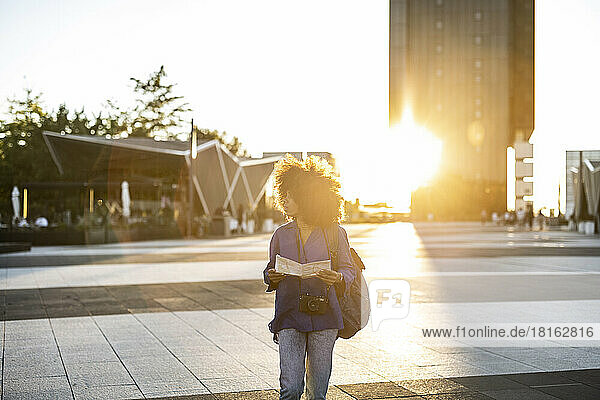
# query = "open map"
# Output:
<box><xmin>275</xmin><ymin>254</ymin><xmax>331</xmax><ymax>277</ymax></box>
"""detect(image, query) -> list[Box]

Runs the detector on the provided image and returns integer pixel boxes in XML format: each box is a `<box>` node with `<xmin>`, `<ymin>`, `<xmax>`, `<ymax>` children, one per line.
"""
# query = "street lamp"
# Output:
<box><xmin>188</xmin><ymin>119</ymin><xmax>195</xmax><ymax>237</ymax></box>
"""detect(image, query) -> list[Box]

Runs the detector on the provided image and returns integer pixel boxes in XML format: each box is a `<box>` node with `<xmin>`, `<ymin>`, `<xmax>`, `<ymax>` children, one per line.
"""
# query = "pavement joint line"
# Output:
<box><xmin>129</xmin><ymin>311</ymin><xmax>214</xmax><ymax>396</ymax></box>
<box><xmin>90</xmin><ymin>314</ymin><xmax>146</xmax><ymax>398</ymax></box>
<box><xmin>335</xmin><ymin>353</ymin><xmax>396</xmax><ymax>383</ymax></box>
<box><xmin>530</xmin><ymin>382</ymin><xmax>584</xmax><ymax>388</ymax></box>
<box><xmin>168</xmin><ymin>309</ymin><xmax>275</xmax><ymax>391</ymax></box>
<box><xmin>462</xmin><ymin>347</ymin><xmax>545</xmax><ymax>372</ymax></box>
<box><xmin>48</xmin><ymin>317</ymin><xmax>76</xmax><ymax>400</ymax></box>
<box><xmin>188</xmin><ymin>283</ymin><xmax>278</xmax><ymax>348</ymax></box>
<box><xmin>168</xmin><ymin>278</ymin><xmax>278</xmax><ymax>331</ymax></box>
<box><xmin>197</xmin><ymin>306</ymin><xmax>275</xmax><ymax>351</ymax></box>
<box><xmin>168</xmin><ymin>280</ymin><xmax>280</xmax><ymax>352</ymax></box>
<box><xmin>170</xmin><ymin>281</ymin><xmax>241</xmax><ymax>313</ymax></box>
<box><xmin>334</xmin><ymin>384</ymin><xmax>357</xmax><ymax>398</ymax></box>
<box><xmin>1</xmin><ymin>320</ymin><xmax>4</xmax><ymax>400</ymax></box>
<box><xmin>333</xmin><ymin>342</ymin><xmax>413</xmax><ymax>383</ymax></box>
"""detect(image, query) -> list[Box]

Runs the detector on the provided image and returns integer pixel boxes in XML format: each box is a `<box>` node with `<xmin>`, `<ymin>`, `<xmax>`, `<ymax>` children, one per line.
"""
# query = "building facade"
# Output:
<box><xmin>391</xmin><ymin>0</ymin><xmax>534</xmax><ymax>219</ymax></box>
<box><xmin>42</xmin><ymin>131</ymin><xmax>280</xmax><ymax>237</ymax></box>
<box><xmin>566</xmin><ymin>150</ymin><xmax>600</xmax><ymax>233</ymax></box>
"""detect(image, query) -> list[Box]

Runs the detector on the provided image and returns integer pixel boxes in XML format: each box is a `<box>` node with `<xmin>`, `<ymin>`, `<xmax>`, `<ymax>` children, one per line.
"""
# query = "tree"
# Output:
<box><xmin>70</xmin><ymin>108</ymin><xmax>92</xmax><ymax>136</ymax></box>
<box><xmin>130</xmin><ymin>66</ymin><xmax>191</xmax><ymax>139</ymax></box>
<box><xmin>44</xmin><ymin>103</ymin><xmax>70</xmax><ymax>134</ymax></box>
<box><xmin>102</xmin><ymin>99</ymin><xmax>130</xmax><ymax>138</ymax></box>
<box><xmin>0</xmin><ymin>89</ymin><xmax>59</xmax><ymax>217</ymax></box>
<box><xmin>0</xmin><ymin>69</ymin><xmax>252</xmax><ymax>219</ymax></box>
<box><xmin>88</xmin><ymin>111</ymin><xmax>106</xmax><ymax>136</ymax></box>
<box><xmin>225</xmin><ymin>134</ymin><xmax>249</xmax><ymax>158</ymax></box>
<box><xmin>0</xmin><ymin>89</ymin><xmax>51</xmax><ymax>182</ymax></box>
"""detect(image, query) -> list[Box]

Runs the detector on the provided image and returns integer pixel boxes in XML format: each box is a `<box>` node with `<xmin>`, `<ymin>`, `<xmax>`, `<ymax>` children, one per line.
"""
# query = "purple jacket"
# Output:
<box><xmin>262</xmin><ymin>220</ymin><xmax>356</xmax><ymax>336</ymax></box>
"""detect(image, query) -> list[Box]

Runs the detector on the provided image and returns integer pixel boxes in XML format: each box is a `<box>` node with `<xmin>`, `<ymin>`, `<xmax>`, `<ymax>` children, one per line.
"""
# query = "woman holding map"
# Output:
<box><xmin>263</xmin><ymin>154</ymin><xmax>357</xmax><ymax>400</ymax></box>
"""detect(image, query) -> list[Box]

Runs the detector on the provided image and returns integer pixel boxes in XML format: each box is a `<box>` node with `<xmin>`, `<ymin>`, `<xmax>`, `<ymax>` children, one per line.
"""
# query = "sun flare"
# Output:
<box><xmin>390</xmin><ymin>107</ymin><xmax>444</xmax><ymax>192</ymax></box>
<box><xmin>367</xmin><ymin>107</ymin><xmax>445</xmax><ymax>210</ymax></box>
<box><xmin>338</xmin><ymin>107</ymin><xmax>443</xmax><ymax>211</ymax></box>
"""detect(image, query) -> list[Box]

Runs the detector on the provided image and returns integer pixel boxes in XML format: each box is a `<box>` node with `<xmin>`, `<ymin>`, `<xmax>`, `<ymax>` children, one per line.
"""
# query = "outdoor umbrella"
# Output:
<box><xmin>121</xmin><ymin>181</ymin><xmax>131</xmax><ymax>219</ymax></box>
<box><xmin>11</xmin><ymin>186</ymin><xmax>20</xmax><ymax>219</ymax></box>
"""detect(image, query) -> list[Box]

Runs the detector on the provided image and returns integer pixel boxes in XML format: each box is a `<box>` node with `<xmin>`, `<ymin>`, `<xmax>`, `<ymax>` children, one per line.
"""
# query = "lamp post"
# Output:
<box><xmin>187</xmin><ymin>119</ymin><xmax>196</xmax><ymax>238</ymax></box>
<box><xmin>23</xmin><ymin>188</ymin><xmax>28</xmax><ymax>219</ymax></box>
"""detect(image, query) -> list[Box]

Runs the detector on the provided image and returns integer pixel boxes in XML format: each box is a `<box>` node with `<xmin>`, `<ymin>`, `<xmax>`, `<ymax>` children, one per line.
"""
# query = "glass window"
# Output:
<box><xmin>474</xmin><ymin>59</ymin><xmax>482</xmax><ymax>69</ymax></box>
<box><xmin>436</xmin><ymin>69</ymin><xmax>443</xmax><ymax>77</ymax></box>
<box><xmin>436</xmin><ymin>44</ymin><xmax>443</xmax><ymax>54</ymax></box>
<box><xmin>436</xmin><ymin>21</ymin><xmax>443</xmax><ymax>30</ymax></box>
<box><xmin>474</xmin><ymin>36</ymin><xmax>482</xmax><ymax>45</ymax></box>
<box><xmin>474</xmin><ymin>11</ymin><xmax>482</xmax><ymax>21</ymax></box>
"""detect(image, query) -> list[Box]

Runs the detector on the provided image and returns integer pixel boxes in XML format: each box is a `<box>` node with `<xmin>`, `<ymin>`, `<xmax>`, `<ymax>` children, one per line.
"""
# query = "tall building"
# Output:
<box><xmin>390</xmin><ymin>0</ymin><xmax>534</xmax><ymax>219</ymax></box>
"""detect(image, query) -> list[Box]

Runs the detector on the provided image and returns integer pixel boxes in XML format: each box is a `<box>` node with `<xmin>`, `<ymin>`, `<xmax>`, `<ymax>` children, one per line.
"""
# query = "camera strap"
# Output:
<box><xmin>295</xmin><ymin>224</ymin><xmax>329</xmax><ymax>298</ymax></box>
<box><xmin>295</xmin><ymin>228</ymin><xmax>304</xmax><ymax>296</ymax></box>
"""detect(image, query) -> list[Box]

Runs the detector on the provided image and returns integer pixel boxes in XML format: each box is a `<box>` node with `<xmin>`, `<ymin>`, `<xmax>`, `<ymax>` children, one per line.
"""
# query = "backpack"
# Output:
<box><xmin>324</xmin><ymin>224</ymin><xmax>371</xmax><ymax>339</ymax></box>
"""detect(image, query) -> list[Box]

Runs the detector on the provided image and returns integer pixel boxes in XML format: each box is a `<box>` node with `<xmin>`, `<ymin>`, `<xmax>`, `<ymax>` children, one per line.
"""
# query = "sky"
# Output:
<box><xmin>532</xmin><ymin>0</ymin><xmax>600</xmax><ymax>215</ymax></box>
<box><xmin>1</xmin><ymin>0</ymin><xmax>599</xmax><ymax>213</ymax></box>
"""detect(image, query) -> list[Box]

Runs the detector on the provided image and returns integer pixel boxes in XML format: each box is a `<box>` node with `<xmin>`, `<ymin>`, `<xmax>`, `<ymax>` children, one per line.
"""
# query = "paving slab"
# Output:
<box><xmin>3</xmin><ymin>356</ymin><xmax>65</xmax><ymax>379</ymax></box>
<box><xmin>66</xmin><ymin>361</ymin><xmax>135</xmax><ymax>388</ymax></box>
<box><xmin>336</xmin><ymin>381</ymin><xmax>418</xmax><ymax>398</ymax></box>
<box><xmin>137</xmin><ymin>381</ymin><xmax>210</xmax><ymax>398</ymax></box>
<box><xmin>72</xmin><ymin>384</ymin><xmax>143</xmax><ymax>400</ymax></box>
<box><xmin>3</xmin><ymin>375</ymin><xmax>73</xmax><ymax>399</ymax></box>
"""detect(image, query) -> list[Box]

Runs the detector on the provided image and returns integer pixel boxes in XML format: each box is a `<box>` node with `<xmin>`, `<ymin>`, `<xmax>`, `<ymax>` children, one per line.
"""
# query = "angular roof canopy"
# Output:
<box><xmin>43</xmin><ymin>131</ymin><xmax>281</xmax><ymax>218</ymax></box>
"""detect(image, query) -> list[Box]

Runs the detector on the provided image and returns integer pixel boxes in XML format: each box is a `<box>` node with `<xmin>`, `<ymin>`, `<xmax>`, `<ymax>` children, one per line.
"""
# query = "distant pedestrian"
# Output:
<box><xmin>491</xmin><ymin>212</ymin><xmax>499</xmax><ymax>225</ymax></box>
<box><xmin>263</xmin><ymin>154</ymin><xmax>356</xmax><ymax>400</ymax></box>
<box><xmin>480</xmin><ymin>209</ymin><xmax>487</xmax><ymax>225</ymax></box>
<box><xmin>526</xmin><ymin>204</ymin><xmax>534</xmax><ymax>230</ymax></box>
<box><xmin>517</xmin><ymin>208</ymin><xmax>525</xmax><ymax>229</ymax></box>
<box><xmin>536</xmin><ymin>210</ymin><xmax>545</xmax><ymax>230</ymax></box>
<box><xmin>237</xmin><ymin>204</ymin><xmax>245</xmax><ymax>234</ymax></box>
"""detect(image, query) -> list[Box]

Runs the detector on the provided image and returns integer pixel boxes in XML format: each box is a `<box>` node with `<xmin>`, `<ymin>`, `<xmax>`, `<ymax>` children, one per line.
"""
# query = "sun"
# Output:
<box><xmin>386</xmin><ymin>107</ymin><xmax>444</xmax><ymax>202</ymax></box>
<box><xmin>338</xmin><ymin>107</ymin><xmax>443</xmax><ymax>211</ymax></box>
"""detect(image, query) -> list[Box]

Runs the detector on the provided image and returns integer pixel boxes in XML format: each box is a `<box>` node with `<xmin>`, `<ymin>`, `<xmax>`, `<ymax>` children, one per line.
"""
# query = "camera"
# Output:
<box><xmin>299</xmin><ymin>293</ymin><xmax>329</xmax><ymax>314</ymax></box>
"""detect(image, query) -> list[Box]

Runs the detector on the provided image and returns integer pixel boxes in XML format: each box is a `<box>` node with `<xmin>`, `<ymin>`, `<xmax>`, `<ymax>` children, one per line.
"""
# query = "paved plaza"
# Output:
<box><xmin>0</xmin><ymin>222</ymin><xmax>599</xmax><ymax>399</ymax></box>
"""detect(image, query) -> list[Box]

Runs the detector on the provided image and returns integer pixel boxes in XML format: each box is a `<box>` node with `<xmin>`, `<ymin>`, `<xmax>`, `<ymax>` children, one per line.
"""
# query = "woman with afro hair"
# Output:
<box><xmin>263</xmin><ymin>154</ymin><xmax>356</xmax><ymax>400</ymax></box>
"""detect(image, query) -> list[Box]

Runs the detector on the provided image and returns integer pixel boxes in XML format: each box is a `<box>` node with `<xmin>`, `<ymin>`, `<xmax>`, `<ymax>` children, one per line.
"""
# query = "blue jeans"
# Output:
<box><xmin>277</xmin><ymin>328</ymin><xmax>338</xmax><ymax>400</ymax></box>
